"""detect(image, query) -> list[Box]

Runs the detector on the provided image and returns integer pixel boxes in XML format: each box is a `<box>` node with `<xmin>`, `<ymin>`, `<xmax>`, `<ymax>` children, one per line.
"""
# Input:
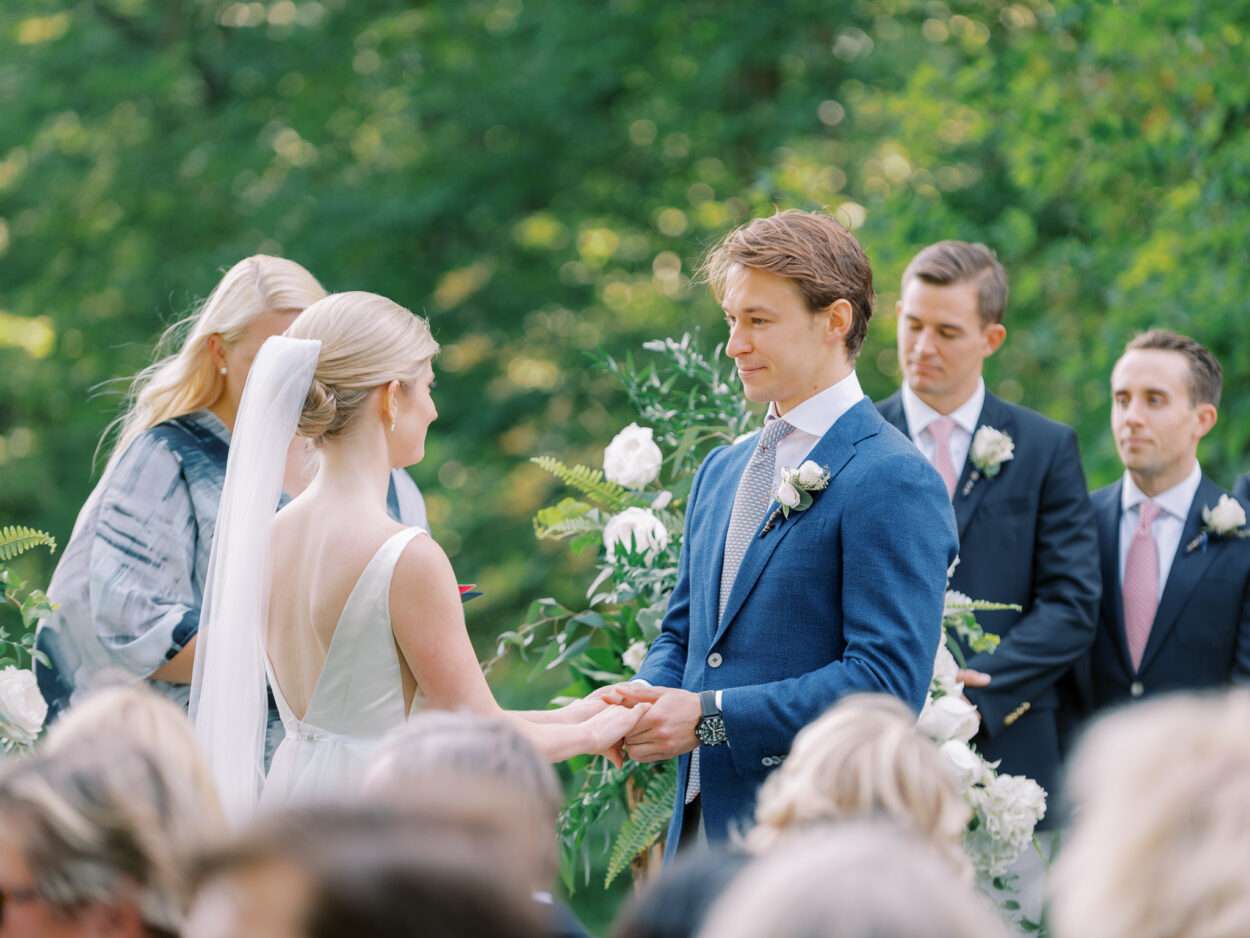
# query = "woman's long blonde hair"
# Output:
<box><xmin>743</xmin><ymin>694</ymin><xmax>972</xmax><ymax>881</ymax></box>
<box><xmin>104</xmin><ymin>255</ymin><xmax>325</xmax><ymax>464</ymax></box>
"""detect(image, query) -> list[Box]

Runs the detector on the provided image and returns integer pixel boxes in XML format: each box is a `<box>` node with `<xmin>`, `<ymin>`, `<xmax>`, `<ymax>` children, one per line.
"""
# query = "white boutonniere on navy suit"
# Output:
<box><xmin>961</xmin><ymin>426</ymin><xmax>1015</xmax><ymax>497</ymax></box>
<box><xmin>1186</xmin><ymin>494</ymin><xmax>1250</xmax><ymax>554</ymax></box>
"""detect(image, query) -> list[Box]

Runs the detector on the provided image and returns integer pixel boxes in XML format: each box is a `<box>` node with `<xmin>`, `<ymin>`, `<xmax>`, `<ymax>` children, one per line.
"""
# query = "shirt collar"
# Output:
<box><xmin>1121</xmin><ymin>461</ymin><xmax>1203</xmax><ymax>521</ymax></box>
<box><xmin>185</xmin><ymin>409</ymin><xmax>232</xmax><ymax>445</ymax></box>
<box><xmin>901</xmin><ymin>379</ymin><xmax>985</xmax><ymax>439</ymax></box>
<box><xmin>766</xmin><ymin>371</ymin><xmax>864</xmax><ymax>437</ymax></box>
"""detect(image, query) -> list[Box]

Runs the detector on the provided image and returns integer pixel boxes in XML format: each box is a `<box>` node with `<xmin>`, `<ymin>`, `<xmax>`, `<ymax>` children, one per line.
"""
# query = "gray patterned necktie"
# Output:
<box><xmin>687</xmin><ymin>418</ymin><xmax>795</xmax><ymax>805</ymax></box>
<box><xmin>718</xmin><ymin>418</ymin><xmax>796</xmax><ymax>623</ymax></box>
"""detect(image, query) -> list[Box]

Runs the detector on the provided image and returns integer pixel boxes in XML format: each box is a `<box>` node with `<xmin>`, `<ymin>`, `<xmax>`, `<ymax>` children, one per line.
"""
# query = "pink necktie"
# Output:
<box><xmin>927</xmin><ymin>417</ymin><xmax>958</xmax><ymax>498</ymax></box>
<box><xmin>1123</xmin><ymin>500</ymin><xmax>1161</xmax><ymax>671</ymax></box>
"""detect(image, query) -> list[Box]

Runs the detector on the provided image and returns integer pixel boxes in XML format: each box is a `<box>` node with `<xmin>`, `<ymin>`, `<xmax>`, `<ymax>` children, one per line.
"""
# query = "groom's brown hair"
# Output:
<box><xmin>702</xmin><ymin>209</ymin><xmax>875</xmax><ymax>359</ymax></box>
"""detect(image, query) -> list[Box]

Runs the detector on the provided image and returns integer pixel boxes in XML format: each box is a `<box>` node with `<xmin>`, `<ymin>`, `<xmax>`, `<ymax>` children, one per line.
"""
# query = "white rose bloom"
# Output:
<box><xmin>940</xmin><ymin>739</ymin><xmax>990</xmax><ymax>789</ymax></box>
<box><xmin>621</xmin><ymin>640</ymin><xmax>648</xmax><ymax>673</ymax></box>
<box><xmin>942</xmin><ymin>590</ymin><xmax>973</xmax><ymax>619</ymax></box>
<box><xmin>0</xmin><ymin>667</ymin><xmax>48</xmax><ymax>747</ymax></box>
<box><xmin>971</xmin><ymin>426</ymin><xmax>1014</xmax><ymax>469</ymax></box>
<box><xmin>603</xmin><ymin>507</ymin><xmax>670</xmax><ymax>562</ymax></box>
<box><xmin>917</xmin><ymin>693</ymin><xmax>980</xmax><ymax>744</ymax></box>
<box><xmin>796</xmin><ymin>460</ymin><xmax>824</xmax><ymax>488</ymax></box>
<box><xmin>603</xmin><ymin>423</ymin><xmax>663</xmax><ymax>490</ymax></box>
<box><xmin>931</xmin><ymin>642</ymin><xmax>964</xmax><ymax>698</ymax></box>
<box><xmin>776</xmin><ymin>481</ymin><xmax>801</xmax><ymax>509</ymax></box>
<box><xmin>1204</xmin><ymin>494</ymin><xmax>1247</xmax><ymax>533</ymax></box>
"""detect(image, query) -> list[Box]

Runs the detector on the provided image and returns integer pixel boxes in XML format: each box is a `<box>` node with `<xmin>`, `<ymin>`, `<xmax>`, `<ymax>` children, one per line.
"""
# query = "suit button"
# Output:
<box><xmin>1130</xmin><ymin>681</ymin><xmax>1144</xmax><ymax>698</ymax></box>
<box><xmin>707</xmin><ymin>653</ymin><xmax>723</xmax><ymax>669</ymax></box>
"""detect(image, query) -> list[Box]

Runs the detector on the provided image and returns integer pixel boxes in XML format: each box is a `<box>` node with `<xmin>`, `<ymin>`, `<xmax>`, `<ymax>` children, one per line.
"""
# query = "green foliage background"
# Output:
<box><xmin>3</xmin><ymin>0</ymin><xmax>1249</xmax><ymax>928</ymax></box>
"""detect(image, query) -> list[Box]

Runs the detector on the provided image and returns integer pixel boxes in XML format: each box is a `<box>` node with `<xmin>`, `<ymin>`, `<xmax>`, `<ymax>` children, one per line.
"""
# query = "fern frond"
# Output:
<box><xmin>0</xmin><ymin>527</ymin><xmax>56</xmax><ymax>562</ymax></box>
<box><xmin>605</xmin><ymin>763</ymin><xmax>678</xmax><ymax>887</ymax></box>
<box><xmin>531</xmin><ymin>457</ymin><xmax>633</xmax><ymax>512</ymax></box>
<box><xmin>533</xmin><ymin>498</ymin><xmax>601</xmax><ymax>541</ymax></box>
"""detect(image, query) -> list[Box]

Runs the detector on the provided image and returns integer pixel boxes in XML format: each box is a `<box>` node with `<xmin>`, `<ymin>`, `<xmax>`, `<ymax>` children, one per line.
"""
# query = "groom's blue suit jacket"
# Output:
<box><xmin>637</xmin><ymin>397</ymin><xmax>958</xmax><ymax>846</ymax></box>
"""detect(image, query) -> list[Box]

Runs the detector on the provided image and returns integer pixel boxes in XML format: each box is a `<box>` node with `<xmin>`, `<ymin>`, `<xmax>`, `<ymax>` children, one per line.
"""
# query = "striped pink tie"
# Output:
<box><xmin>1123</xmin><ymin>500</ymin><xmax>1160</xmax><ymax>672</ymax></box>
<box><xmin>927</xmin><ymin>417</ymin><xmax>958</xmax><ymax>498</ymax></box>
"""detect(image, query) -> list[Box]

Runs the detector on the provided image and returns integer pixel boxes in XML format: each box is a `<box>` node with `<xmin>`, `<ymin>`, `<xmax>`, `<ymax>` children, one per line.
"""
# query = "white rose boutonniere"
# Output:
<box><xmin>963</xmin><ymin>426</ymin><xmax>1014</xmax><ymax>496</ymax></box>
<box><xmin>1187</xmin><ymin>494</ymin><xmax>1250</xmax><ymax>553</ymax></box>
<box><xmin>0</xmin><ymin>666</ymin><xmax>48</xmax><ymax>749</ymax></box>
<box><xmin>603</xmin><ymin>423</ymin><xmax>663</xmax><ymax>490</ymax></box>
<box><xmin>761</xmin><ymin>461</ymin><xmax>831</xmax><ymax>536</ymax></box>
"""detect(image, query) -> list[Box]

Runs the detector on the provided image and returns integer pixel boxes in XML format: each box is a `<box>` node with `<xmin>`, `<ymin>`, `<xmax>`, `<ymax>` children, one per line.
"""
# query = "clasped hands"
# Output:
<box><xmin>569</xmin><ymin>682</ymin><xmax>700</xmax><ymax>766</ymax></box>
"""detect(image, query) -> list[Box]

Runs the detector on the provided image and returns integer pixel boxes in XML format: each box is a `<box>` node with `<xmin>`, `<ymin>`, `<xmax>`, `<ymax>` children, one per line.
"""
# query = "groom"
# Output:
<box><xmin>612</xmin><ymin>210</ymin><xmax>958</xmax><ymax>848</ymax></box>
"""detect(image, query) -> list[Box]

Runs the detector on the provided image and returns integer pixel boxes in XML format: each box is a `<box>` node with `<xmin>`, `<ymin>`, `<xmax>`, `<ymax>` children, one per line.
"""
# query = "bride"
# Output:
<box><xmin>190</xmin><ymin>291</ymin><xmax>643</xmax><ymax>821</ymax></box>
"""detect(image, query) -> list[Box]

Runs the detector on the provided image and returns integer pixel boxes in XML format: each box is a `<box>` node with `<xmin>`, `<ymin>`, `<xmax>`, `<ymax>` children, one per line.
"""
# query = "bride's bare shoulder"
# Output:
<box><xmin>391</xmin><ymin>531</ymin><xmax>458</xmax><ymax>603</ymax></box>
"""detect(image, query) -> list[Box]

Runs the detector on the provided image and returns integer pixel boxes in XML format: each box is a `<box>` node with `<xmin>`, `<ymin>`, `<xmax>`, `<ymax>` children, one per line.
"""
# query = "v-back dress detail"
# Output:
<box><xmin>261</xmin><ymin>527</ymin><xmax>423</xmax><ymax>807</ymax></box>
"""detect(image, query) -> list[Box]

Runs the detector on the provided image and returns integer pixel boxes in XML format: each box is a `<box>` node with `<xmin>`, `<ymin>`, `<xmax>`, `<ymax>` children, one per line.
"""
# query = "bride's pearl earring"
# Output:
<box><xmin>390</xmin><ymin>414</ymin><xmax>397</xmax><ymax>433</ymax></box>
<box><xmin>218</xmin><ymin>366</ymin><xmax>227</xmax><ymax>376</ymax></box>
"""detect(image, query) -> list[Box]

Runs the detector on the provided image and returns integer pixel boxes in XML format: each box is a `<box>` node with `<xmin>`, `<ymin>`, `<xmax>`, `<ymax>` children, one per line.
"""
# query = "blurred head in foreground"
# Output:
<box><xmin>744</xmin><ymin>693</ymin><xmax>971</xmax><ymax>881</ymax></box>
<box><xmin>699</xmin><ymin>821</ymin><xmax>1006</xmax><ymax>938</ymax></box>
<box><xmin>42</xmin><ymin>683</ymin><xmax>224</xmax><ymax>860</ymax></box>
<box><xmin>365</xmin><ymin>710</ymin><xmax>563</xmax><ymax>886</ymax></box>
<box><xmin>1051</xmin><ymin>689</ymin><xmax>1250</xmax><ymax>938</ymax></box>
<box><xmin>185</xmin><ymin>800</ymin><xmax>544</xmax><ymax>938</ymax></box>
<box><xmin>611</xmin><ymin>847</ymin><xmax>749</xmax><ymax>938</ymax></box>
<box><xmin>0</xmin><ymin>740</ymin><xmax>188</xmax><ymax>938</ymax></box>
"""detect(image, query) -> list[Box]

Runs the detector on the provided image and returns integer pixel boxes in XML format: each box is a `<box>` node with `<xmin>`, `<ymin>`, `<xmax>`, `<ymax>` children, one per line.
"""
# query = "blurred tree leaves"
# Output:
<box><xmin>3</xmin><ymin>0</ymin><xmax>1249</xmax><ymax>702</ymax></box>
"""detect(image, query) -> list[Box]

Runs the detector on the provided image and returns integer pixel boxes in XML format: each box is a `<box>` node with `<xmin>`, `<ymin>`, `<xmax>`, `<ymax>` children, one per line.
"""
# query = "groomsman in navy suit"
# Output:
<box><xmin>1072</xmin><ymin>330</ymin><xmax>1250</xmax><ymax>720</ymax></box>
<box><xmin>876</xmin><ymin>241</ymin><xmax>1100</xmax><ymax>810</ymax></box>
<box><xmin>610</xmin><ymin>211</ymin><xmax>958</xmax><ymax>848</ymax></box>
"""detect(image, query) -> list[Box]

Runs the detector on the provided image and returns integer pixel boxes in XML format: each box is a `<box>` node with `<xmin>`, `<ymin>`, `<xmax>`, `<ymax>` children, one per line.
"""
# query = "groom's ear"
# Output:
<box><xmin>819</xmin><ymin>298</ymin><xmax>854</xmax><ymax>348</ymax></box>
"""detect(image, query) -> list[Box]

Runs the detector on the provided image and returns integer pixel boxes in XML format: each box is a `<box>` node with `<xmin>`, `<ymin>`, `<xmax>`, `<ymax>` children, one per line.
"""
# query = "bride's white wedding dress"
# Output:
<box><xmin>262</xmin><ymin>527</ymin><xmax>423</xmax><ymax>807</ymax></box>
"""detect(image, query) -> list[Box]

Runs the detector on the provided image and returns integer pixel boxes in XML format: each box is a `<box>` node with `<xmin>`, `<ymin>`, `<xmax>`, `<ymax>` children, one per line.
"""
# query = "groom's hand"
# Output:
<box><xmin>621</xmin><ymin>687</ymin><xmax>700</xmax><ymax>763</ymax></box>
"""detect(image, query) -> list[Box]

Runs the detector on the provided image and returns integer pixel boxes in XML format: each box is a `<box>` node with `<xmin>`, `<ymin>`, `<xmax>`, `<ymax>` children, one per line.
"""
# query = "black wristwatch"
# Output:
<box><xmin>695</xmin><ymin>690</ymin><xmax>728</xmax><ymax>747</ymax></box>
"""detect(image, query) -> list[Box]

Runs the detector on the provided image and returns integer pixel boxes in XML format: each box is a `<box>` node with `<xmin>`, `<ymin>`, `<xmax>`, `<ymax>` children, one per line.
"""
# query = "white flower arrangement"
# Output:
<box><xmin>963</xmin><ymin>426</ymin><xmax>1014</xmax><ymax>495</ymax></box>
<box><xmin>603</xmin><ymin>423</ymin><xmax>663</xmax><ymax>490</ymax></box>
<box><xmin>602</xmin><ymin>507</ymin><xmax>670</xmax><ymax>562</ymax></box>
<box><xmin>621</xmin><ymin>640</ymin><xmax>648</xmax><ymax>673</ymax></box>
<box><xmin>1187</xmin><ymin>494</ymin><xmax>1250</xmax><ymax>553</ymax></box>
<box><xmin>0</xmin><ymin>666</ymin><xmax>48</xmax><ymax>750</ymax></box>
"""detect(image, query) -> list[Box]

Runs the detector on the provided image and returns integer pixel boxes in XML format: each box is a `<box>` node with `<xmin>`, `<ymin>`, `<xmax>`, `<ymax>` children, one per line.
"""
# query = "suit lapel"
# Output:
<box><xmin>952</xmin><ymin>392</ymin><xmax>1015</xmax><ymax>541</ymax></box>
<box><xmin>1138</xmin><ymin>476</ymin><xmax>1225</xmax><ymax>673</ymax></box>
<box><xmin>1095</xmin><ymin>482</ymin><xmax>1133</xmax><ymax>676</ymax></box>
<box><xmin>710</xmin><ymin>398</ymin><xmax>876</xmax><ymax>649</ymax></box>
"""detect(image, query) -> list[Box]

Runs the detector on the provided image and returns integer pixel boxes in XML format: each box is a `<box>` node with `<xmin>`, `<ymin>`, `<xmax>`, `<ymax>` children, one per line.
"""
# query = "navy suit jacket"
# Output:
<box><xmin>637</xmin><ymin>397</ymin><xmax>958</xmax><ymax>846</ymax></box>
<box><xmin>877</xmin><ymin>391</ymin><xmax>1100</xmax><ymax>811</ymax></box>
<box><xmin>1071</xmin><ymin>476</ymin><xmax>1250</xmax><ymax>720</ymax></box>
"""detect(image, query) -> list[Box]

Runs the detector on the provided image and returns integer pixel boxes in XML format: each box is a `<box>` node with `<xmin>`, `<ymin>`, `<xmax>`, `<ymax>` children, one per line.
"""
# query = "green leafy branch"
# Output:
<box><xmin>0</xmin><ymin>526</ymin><xmax>57</xmax><ymax>670</ymax></box>
<box><xmin>531</xmin><ymin>457</ymin><xmax>636</xmax><ymax>513</ymax></box>
<box><xmin>604</xmin><ymin>762</ymin><xmax>677</xmax><ymax>887</ymax></box>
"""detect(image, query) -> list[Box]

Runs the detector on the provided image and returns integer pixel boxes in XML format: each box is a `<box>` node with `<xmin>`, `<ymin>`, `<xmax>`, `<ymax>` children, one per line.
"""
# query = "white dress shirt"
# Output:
<box><xmin>1118</xmin><ymin>462</ymin><xmax>1203</xmax><ymax>599</ymax></box>
<box><xmin>767</xmin><ymin>370</ymin><xmax>866</xmax><ymax>478</ymax></box>
<box><xmin>900</xmin><ymin>379</ymin><xmax>985</xmax><ymax>482</ymax></box>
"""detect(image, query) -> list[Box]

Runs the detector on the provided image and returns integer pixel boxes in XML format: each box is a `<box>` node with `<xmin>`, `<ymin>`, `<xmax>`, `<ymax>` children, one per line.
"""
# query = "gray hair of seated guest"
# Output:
<box><xmin>698</xmin><ymin>821</ymin><xmax>1009</xmax><ymax>938</ymax></box>
<box><xmin>365</xmin><ymin>710</ymin><xmax>563</xmax><ymax>822</ymax></box>
<box><xmin>0</xmin><ymin>739</ymin><xmax>188</xmax><ymax>935</ymax></box>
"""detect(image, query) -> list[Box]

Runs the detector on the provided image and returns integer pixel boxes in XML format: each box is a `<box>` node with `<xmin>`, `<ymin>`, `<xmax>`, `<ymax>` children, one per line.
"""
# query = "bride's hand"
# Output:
<box><xmin>586</xmin><ymin>703</ymin><xmax>649</xmax><ymax>768</ymax></box>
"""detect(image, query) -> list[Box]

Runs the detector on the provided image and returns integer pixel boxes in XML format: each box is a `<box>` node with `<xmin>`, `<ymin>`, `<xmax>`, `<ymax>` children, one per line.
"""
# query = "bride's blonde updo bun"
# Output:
<box><xmin>285</xmin><ymin>291</ymin><xmax>439</xmax><ymax>444</ymax></box>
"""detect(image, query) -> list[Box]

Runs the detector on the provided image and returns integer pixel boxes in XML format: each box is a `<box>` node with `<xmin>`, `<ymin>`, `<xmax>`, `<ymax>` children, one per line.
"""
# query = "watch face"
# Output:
<box><xmin>696</xmin><ymin>715</ymin><xmax>728</xmax><ymax>747</ymax></box>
